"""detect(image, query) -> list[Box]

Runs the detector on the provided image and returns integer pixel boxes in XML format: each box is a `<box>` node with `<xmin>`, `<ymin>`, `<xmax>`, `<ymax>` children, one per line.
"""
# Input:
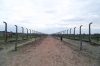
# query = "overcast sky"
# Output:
<box><xmin>0</xmin><ymin>0</ymin><xmax>100</xmax><ymax>34</ymax></box>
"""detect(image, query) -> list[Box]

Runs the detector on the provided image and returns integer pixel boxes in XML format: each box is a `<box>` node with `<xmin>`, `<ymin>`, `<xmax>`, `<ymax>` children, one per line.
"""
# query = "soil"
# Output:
<box><xmin>6</xmin><ymin>36</ymin><xmax>99</xmax><ymax>66</ymax></box>
<box><xmin>62</xmin><ymin>37</ymin><xmax>100</xmax><ymax>59</ymax></box>
<box><xmin>0</xmin><ymin>38</ymin><xmax>36</xmax><ymax>66</ymax></box>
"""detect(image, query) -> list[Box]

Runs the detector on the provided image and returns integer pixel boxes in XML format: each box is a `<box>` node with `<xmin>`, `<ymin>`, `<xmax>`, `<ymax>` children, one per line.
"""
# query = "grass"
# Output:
<box><xmin>0</xmin><ymin>37</ymin><xmax>16</xmax><ymax>40</ymax></box>
<box><xmin>0</xmin><ymin>37</ymin><xmax>21</xmax><ymax>42</ymax></box>
<box><xmin>91</xmin><ymin>37</ymin><xmax>100</xmax><ymax>42</ymax></box>
<box><xmin>23</xmin><ymin>35</ymin><xmax>35</xmax><ymax>39</ymax></box>
<box><xmin>0</xmin><ymin>38</ymin><xmax>4</xmax><ymax>40</ymax></box>
<box><xmin>7</xmin><ymin>40</ymin><xmax>30</xmax><ymax>57</ymax></box>
<box><xmin>81</xmin><ymin>37</ymin><xmax>100</xmax><ymax>42</ymax></box>
<box><xmin>7</xmin><ymin>38</ymin><xmax>35</xmax><ymax>57</ymax></box>
<box><xmin>62</xmin><ymin>36</ymin><xmax>100</xmax><ymax>42</ymax></box>
<box><xmin>0</xmin><ymin>36</ymin><xmax>36</xmax><ymax>42</ymax></box>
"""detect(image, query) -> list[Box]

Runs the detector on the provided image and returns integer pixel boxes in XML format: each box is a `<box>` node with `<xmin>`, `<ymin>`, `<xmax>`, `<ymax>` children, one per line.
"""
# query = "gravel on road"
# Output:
<box><xmin>6</xmin><ymin>36</ymin><xmax>99</xmax><ymax>66</ymax></box>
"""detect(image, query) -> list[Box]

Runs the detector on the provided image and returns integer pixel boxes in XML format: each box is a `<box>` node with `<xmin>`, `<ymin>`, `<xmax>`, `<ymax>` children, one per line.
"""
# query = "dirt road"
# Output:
<box><xmin>7</xmin><ymin>36</ymin><xmax>99</xmax><ymax>66</ymax></box>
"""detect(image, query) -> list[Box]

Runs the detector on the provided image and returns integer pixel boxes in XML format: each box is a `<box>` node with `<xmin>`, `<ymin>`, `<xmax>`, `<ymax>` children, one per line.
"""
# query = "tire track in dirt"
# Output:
<box><xmin>7</xmin><ymin>36</ymin><xmax>99</xmax><ymax>66</ymax></box>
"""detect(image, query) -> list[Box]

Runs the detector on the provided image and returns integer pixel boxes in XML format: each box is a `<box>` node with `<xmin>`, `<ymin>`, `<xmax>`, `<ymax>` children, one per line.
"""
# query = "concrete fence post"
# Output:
<box><xmin>89</xmin><ymin>22</ymin><xmax>93</xmax><ymax>42</ymax></box>
<box><xmin>74</xmin><ymin>27</ymin><xmax>76</xmax><ymax>40</ymax></box>
<box><xmin>80</xmin><ymin>25</ymin><xmax>83</xmax><ymax>50</ymax></box>
<box><xmin>26</xmin><ymin>28</ymin><xmax>28</xmax><ymax>39</ymax></box>
<box><xmin>3</xmin><ymin>21</ymin><xmax>7</xmax><ymax>43</ymax></box>
<box><xmin>70</xmin><ymin>28</ymin><xmax>72</xmax><ymax>39</ymax></box>
<box><xmin>15</xmin><ymin>25</ymin><xmax>18</xmax><ymax>51</ymax></box>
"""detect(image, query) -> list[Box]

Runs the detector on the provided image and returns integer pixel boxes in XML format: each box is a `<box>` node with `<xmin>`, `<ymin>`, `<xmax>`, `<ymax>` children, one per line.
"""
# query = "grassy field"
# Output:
<box><xmin>91</xmin><ymin>37</ymin><xmax>100</xmax><ymax>41</ymax></box>
<box><xmin>0</xmin><ymin>37</ymin><xmax>14</xmax><ymax>41</ymax></box>
<box><xmin>62</xmin><ymin>36</ymin><xmax>100</xmax><ymax>42</ymax></box>
<box><xmin>0</xmin><ymin>38</ymin><xmax>4</xmax><ymax>40</ymax></box>
<box><xmin>0</xmin><ymin>35</ymin><xmax>36</xmax><ymax>42</ymax></box>
<box><xmin>0</xmin><ymin>37</ymin><xmax>22</xmax><ymax>42</ymax></box>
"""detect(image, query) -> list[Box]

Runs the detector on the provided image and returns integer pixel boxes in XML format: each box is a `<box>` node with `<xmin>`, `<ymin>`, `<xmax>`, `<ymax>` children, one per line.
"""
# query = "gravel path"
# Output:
<box><xmin>0</xmin><ymin>38</ymin><xmax>35</xmax><ymax>66</ymax></box>
<box><xmin>7</xmin><ymin>36</ymin><xmax>99</xmax><ymax>66</ymax></box>
<box><xmin>62</xmin><ymin>38</ymin><xmax>100</xmax><ymax>59</ymax></box>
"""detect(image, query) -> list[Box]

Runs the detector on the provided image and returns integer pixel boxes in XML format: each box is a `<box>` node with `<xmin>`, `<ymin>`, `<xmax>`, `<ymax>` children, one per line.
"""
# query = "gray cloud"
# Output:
<box><xmin>0</xmin><ymin>0</ymin><xmax>100</xmax><ymax>34</ymax></box>
<box><xmin>61</xmin><ymin>18</ymin><xmax>85</xmax><ymax>22</ymax></box>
